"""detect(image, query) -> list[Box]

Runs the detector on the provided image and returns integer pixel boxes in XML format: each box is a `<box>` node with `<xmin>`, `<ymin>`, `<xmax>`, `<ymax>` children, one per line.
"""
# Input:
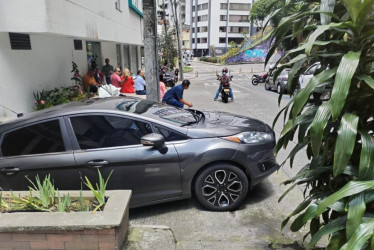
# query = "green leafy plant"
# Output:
<box><xmin>57</xmin><ymin>191</ymin><xmax>71</xmax><ymax>212</ymax></box>
<box><xmin>267</xmin><ymin>0</ymin><xmax>374</xmax><ymax>248</ymax></box>
<box><xmin>84</xmin><ymin>170</ymin><xmax>113</xmax><ymax>213</ymax></box>
<box><xmin>26</xmin><ymin>174</ymin><xmax>56</xmax><ymax>209</ymax></box>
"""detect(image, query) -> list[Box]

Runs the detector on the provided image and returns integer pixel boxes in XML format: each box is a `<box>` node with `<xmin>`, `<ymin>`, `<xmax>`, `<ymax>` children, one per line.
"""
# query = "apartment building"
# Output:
<box><xmin>0</xmin><ymin>0</ymin><xmax>143</xmax><ymax>117</ymax></box>
<box><xmin>189</xmin><ymin>0</ymin><xmax>254</xmax><ymax>57</ymax></box>
<box><xmin>157</xmin><ymin>0</ymin><xmax>191</xmax><ymax>52</ymax></box>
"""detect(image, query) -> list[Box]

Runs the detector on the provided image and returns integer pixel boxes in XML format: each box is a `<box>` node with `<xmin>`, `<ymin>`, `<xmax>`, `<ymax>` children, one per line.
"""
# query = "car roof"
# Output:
<box><xmin>0</xmin><ymin>97</ymin><xmax>195</xmax><ymax>133</ymax></box>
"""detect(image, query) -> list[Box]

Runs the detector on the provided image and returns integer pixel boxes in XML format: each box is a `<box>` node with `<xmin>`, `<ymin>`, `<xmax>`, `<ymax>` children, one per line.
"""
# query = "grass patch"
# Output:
<box><xmin>183</xmin><ymin>66</ymin><xmax>193</xmax><ymax>73</ymax></box>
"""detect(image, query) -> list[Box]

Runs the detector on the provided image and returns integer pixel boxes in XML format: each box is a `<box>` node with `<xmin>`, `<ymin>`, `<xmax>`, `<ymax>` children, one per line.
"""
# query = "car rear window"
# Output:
<box><xmin>1</xmin><ymin>120</ymin><xmax>65</xmax><ymax>157</ymax></box>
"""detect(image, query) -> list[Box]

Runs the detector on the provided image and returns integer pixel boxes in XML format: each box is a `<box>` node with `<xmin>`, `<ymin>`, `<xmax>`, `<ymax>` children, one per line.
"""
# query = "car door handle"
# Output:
<box><xmin>0</xmin><ymin>167</ymin><xmax>20</xmax><ymax>176</ymax></box>
<box><xmin>86</xmin><ymin>160</ymin><xmax>109</xmax><ymax>168</ymax></box>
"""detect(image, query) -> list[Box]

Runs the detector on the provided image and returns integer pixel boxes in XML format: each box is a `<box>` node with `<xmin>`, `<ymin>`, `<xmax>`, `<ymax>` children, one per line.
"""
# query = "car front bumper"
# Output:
<box><xmin>232</xmin><ymin>142</ymin><xmax>280</xmax><ymax>188</ymax></box>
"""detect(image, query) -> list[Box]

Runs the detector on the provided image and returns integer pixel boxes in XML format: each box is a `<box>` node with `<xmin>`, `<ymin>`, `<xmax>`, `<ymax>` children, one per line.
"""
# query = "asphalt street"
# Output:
<box><xmin>127</xmin><ymin>61</ymin><xmax>309</xmax><ymax>250</ymax></box>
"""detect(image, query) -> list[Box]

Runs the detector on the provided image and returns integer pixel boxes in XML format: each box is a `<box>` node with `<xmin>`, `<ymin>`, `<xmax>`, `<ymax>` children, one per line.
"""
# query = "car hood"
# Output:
<box><xmin>186</xmin><ymin>111</ymin><xmax>269</xmax><ymax>138</ymax></box>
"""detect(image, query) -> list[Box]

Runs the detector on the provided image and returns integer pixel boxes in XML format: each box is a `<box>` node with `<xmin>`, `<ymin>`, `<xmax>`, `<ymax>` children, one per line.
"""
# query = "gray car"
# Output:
<box><xmin>0</xmin><ymin>97</ymin><xmax>279</xmax><ymax>211</ymax></box>
<box><xmin>265</xmin><ymin>68</ymin><xmax>291</xmax><ymax>94</ymax></box>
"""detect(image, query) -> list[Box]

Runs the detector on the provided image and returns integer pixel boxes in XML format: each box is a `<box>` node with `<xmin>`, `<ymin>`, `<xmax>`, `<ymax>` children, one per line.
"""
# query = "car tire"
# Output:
<box><xmin>194</xmin><ymin>164</ymin><xmax>249</xmax><ymax>211</ymax></box>
<box><xmin>265</xmin><ymin>81</ymin><xmax>270</xmax><ymax>91</ymax></box>
<box><xmin>277</xmin><ymin>83</ymin><xmax>282</xmax><ymax>94</ymax></box>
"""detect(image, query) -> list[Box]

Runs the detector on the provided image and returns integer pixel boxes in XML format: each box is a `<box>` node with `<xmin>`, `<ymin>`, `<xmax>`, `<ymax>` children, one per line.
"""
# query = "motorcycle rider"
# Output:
<box><xmin>214</xmin><ymin>67</ymin><xmax>234</xmax><ymax>101</ymax></box>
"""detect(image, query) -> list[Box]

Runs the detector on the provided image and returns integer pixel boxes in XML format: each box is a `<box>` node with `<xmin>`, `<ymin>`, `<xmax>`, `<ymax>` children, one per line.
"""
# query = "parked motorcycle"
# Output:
<box><xmin>161</xmin><ymin>66</ymin><xmax>178</xmax><ymax>87</ymax></box>
<box><xmin>217</xmin><ymin>75</ymin><xmax>233</xmax><ymax>103</ymax></box>
<box><xmin>252</xmin><ymin>73</ymin><xmax>268</xmax><ymax>86</ymax></box>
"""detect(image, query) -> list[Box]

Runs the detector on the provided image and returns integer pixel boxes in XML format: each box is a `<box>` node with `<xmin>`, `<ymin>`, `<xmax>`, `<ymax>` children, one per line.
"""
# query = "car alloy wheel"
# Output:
<box><xmin>194</xmin><ymin>164</ymin><xmax>249</xmax><ymax>211</ymax></box>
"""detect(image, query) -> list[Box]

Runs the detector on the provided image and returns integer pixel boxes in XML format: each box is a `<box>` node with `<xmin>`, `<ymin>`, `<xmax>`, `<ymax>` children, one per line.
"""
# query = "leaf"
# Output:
<box><xmin>310</xmin><ymin>101</ymin><xmax>331</xmax><ymax>157</ymax></box>
<box><xmin>340</xmin><ymin>218</ymin><xmax>374</xmax><ymax>250</ymax></box>
<box><xmin>346</xmin><ymin>193</ymin><xmax>365</xmax><ymax>239</ymax></box>
<box><xmin>333</xmin><ymin>113</ymin><xmax>359</xmax><ymax>177</ymax></box>
<box><xmin>281</xmin><ymin>198</ymin><xmax>312</xmax><ymax>230</ymax></box>
<box><xmin>357</xmin><ymin>75</ymin><xmax>374</xmax><ymax>90</ymax></box>
<box><xmin>330</xmin><ymin>51</ymin><xmax>361</xmax><ymax>121</ymax></box>
<box><xmin>315</xmin><ymin>181</ymin><xmax>374</xmax><ymax>216</ymax></box>
<box><xmin>358</xmin><ymin>132</ymin><xmax>374</xmax><ymax>180</ymax></box>
<box><xmin>343</xmin><ymin>0</ymin><xmax>374</xmax><ymax>30</ymax></box>
<box><xmin>309</xmin><ymin>216</ymin><xmax>346</xmax><ymax>248</ymax></box>
<box><xmin>305</xmin><ymin>23</ymin><xmax>344</xmax><ymax>55</ymax></box>
<box><xmin>291</xmin><ymin>204</ymin><xmax>318</xmax><ymax>232</ymax></box>
<box><xmin>286</xmin><ymin>57</ymin><xmax>308</xmax><ymax>94</ymax></box>
<box><xmin>291</xmin><ymin>68</ymin><xmax>336</xmax><ymax>119</ymax></box>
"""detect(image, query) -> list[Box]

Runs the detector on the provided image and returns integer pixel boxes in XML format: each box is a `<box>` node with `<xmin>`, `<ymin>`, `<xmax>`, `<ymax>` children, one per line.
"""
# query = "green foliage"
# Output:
<box><xmin>70</xmin><ymin>61</ymin><xmax>82</xmax><ymax>88</ymax></box>
<box><xmin>158</xmin><ymin>30</ymin><xmax>178</xmax><ymax>68</ymax></box>
<box><xmin>0</xmin><ymin>172</ymin><xmax>113</xmax><ymax>213</ymax></box>
<box><xmin>33</xmin><ymin>86</ymin><xmax>90</xmax><ymax>111</ymax></box>
<box><xmin>84</xmin><ymin>170</ymin><xmax>113</xmax><ymax>213</ymax></box>
<box><xmin>199</xmin><ymin>57</ymin><xmax>220</xmax><ymax>63</ymax></box>
<box><xmin>183</xmin><ymin>66</ymin><xmax>193</xmax><ymax>73</ymax></box>
<box><xmin>267</xmin><ymin>0</ymin><xmax>374</xmax><ymax>247</ymax></box>
<box><xmin>250</xmin><ymin>0</ymin><xmax>284</xmax><ymax>26</ymax></box>
<box><xmin>26</xmin><ymin>174</ymin><xmax>56</xmax><ymax>209</ymax></box>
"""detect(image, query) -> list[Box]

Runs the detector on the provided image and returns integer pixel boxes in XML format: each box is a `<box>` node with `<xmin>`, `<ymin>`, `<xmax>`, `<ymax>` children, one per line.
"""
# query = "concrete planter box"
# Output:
<box><xmin>0</xmin><ymin>190</ymin><xmax>131</xmax><ymax>250</ymax></box>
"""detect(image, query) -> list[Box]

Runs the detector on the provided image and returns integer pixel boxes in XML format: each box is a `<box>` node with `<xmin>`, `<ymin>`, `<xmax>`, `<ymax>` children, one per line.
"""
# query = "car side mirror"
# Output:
<box><xmin>141</xmin><ymin>133</ymin><xmax>168</xmax><ymax>154</ymax></box>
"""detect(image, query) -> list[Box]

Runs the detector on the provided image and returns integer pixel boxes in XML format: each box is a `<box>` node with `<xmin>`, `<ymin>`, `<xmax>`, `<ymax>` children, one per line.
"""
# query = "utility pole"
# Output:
<box><xmin>143</xmin><ymin>0</ymin><xmax>160</xmax><ymax>102</ymax></box>
<box><xmin>172</xmin><ymin>0</ymin><xmax>184</xmax><ymax>81</ymax></box>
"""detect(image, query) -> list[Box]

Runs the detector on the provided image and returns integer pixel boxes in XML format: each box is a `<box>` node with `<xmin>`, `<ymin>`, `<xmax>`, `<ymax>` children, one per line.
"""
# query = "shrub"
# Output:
<box><xmin>268</xmin><ymin>0</ymin><xmax>374</xmax><ymax>248</ymax></box>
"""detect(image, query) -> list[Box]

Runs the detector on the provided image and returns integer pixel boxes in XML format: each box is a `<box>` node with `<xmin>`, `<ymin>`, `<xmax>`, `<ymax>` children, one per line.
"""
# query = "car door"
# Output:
<box><xmin>0</xmin><ymin>118</ymin><xmax>77</xmax><ymax>191</ymax></box>
<box><xmin>65</xmin><ymin>114</ymin><xmax>182</xmax><ymax>206</ymax></box>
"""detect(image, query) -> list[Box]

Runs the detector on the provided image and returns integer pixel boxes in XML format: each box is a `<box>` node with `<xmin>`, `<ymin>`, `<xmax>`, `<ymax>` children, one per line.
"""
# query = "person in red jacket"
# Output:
<box><xmin>120</xmin><ymin>68</ymin><xmax>135</xmax><ymax>94</ymax></box>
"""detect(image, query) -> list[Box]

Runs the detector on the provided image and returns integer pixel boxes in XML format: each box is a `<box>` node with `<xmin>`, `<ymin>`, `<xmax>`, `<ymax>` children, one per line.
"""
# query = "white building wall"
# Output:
<box><xmin>0</xmin><ymin>0</ymin><xmax>143</xmax><ymax>117</ymax></box>
<box><xmin>0</xmin><ymin>33</ymin><xmax>87</xmax><ymax>116</ymax></box>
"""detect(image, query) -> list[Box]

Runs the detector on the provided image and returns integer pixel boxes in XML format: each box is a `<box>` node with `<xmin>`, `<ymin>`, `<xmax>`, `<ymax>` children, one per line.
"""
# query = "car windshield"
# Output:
<box><xmin>115</xmin><ymin>99</ymin><xmax>203</xmax><ymax>126</ymax></box>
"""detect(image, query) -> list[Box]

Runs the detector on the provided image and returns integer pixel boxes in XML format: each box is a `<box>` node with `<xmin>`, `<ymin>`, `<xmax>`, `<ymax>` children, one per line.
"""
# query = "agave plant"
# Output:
<box><xmin>267</xmin><ymin>0</ymin><xmax>374</xmax><ymax>248</ymax></box>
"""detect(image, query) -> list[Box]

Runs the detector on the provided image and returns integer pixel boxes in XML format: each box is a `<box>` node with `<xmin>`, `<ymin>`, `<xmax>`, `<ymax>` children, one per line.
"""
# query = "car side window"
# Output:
<box><xmin>70</xmin><ymin>115</ymin><xmax>153</xmax><ymax>149</ymax></box>
<box><xmin>154</xmin><ymin>125</ymin><xmax>188</xmax><ymax>142</ymax></box>
<box><xmin>1</xmin><ymin>120</ymin><xmax>65</xmax><ymax>157</ymax></box>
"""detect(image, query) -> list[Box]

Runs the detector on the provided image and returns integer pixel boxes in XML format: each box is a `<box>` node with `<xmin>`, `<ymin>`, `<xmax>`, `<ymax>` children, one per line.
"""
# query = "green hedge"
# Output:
<box><xmin>199</xmin><ymin>57</ymin><xmax>220</xmax><ymax>63</ymax></box>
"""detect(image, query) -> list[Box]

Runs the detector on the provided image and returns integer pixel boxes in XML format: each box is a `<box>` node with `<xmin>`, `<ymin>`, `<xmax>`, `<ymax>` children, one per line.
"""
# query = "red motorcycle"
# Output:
<box><xmin>252</xmin><ymin>73</ymin><xmax>268</xmax><ymax>86</ymax></box>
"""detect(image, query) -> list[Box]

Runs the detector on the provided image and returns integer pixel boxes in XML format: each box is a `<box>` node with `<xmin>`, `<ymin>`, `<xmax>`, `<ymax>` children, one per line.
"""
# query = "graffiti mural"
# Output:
<box><xmin>225</xmin><ymin>39</ymin><xmax>272</xmax><ymax>64</ymax></box>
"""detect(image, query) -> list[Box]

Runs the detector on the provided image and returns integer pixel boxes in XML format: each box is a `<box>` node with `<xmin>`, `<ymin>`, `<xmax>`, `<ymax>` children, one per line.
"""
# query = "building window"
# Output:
<box><xmin>200</xmin><ymin>38</ymin><xmax>207</xmax><ymax>43</ymax></box>
<box><xmin>74</xmin><ymin>40</ymin><xmax>83</xmax><ymax>50</ymax></box>
<box><xmin>192</xmin><ymin>38</ymin><xmax>195</xmax><ymax>43</ymax></box>
<box><xmin>219</xmin><ymin>37</ymin><xmax>226</xmax><ymax>43</ymax></box>
<box><xmin>9</xmin><ymin>33</ymin><xmax>31</xmax><ymax>50</ymax></box>
<box><xmin>219</xmin><ymin>26</ymin><xmax>227</xmax><ymax>32</ymax></box>
<box><xmin>198</xmin><ymin>3</ymin><xmax>208</xmax><ymax>10</ymax></box>
<box><xmin>220</xmin><ymin>15</ymin><xmax>227</xmax><ymax>21</ymax></box>
<box><xmin>198</xmin><ymin>15</ymin><xmax>208</xmax><ymax>22</ymax></box>
<box><xmin>198</xmin><ymin>26</ymin><xmax>208</xmax><ymax>32</ymax></box>
<box><xmin>229</xmin><ymin>15</ymin><xmax>250</xmax><ymax>22</ymax></box>
<box><xmin>228</xmin><ymin>37</ymin><xmax>244</xmax><ymax>44</ymax></box>
<box><xmin>229</xmin><ymin>26</ymin><xmax>250</xmax><ymax>33</ymax></box>
<box><xmin>197</xmin><ymin>38</ymin><xmax>201</xmax><ymax>43</ymax></box>
<box><xmin>220</xmin><ymin>3</ymin><xmax>228</xmax><ymax>10</ymax></box>
<box><xmin>192</xmin><ymin>6</ymin><xmax>195</xmax><ymax>11</ymax></box>
<box><xmin>229</xmin><ymin>3</ymin><xmax>251</xmax><ymax>11</ymax></box>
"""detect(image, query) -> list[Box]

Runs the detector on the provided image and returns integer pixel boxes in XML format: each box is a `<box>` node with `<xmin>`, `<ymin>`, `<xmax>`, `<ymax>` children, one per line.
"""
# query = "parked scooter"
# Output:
<box><xmin>217</xmin><ymin>75</ymin><xmax>233</xmax><ymax>103</ymax></box>
<box><xmin>252</xmin><ymin>73</ymin><xmax>268</xmax><ymax>85</ymax></box>
<box><xmin>161</xmin><ymin>66</ymin><xmax>178</xmax><ymax>87</ymax></box>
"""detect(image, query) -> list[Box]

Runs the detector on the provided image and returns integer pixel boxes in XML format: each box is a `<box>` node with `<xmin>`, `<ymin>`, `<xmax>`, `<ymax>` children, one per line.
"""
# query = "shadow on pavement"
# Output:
<box><xmin>130</xmin><ymin>178</ymin><xmax>275</xmax><ymax>219</ymax></box>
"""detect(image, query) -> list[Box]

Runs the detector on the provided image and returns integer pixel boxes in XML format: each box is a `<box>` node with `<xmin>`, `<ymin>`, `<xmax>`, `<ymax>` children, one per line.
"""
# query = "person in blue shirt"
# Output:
<box><xmin>134</xmin><ymin>69</ymin><xmax>146</xmax><ymax>95</ymax></box>
<box><xmin>162</xmin><ymin>80</ymin><xmax>193</xmax><ymax>108</ymax></box>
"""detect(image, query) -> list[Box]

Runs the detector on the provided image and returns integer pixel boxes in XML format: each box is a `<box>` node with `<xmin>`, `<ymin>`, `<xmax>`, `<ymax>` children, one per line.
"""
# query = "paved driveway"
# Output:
<box><xmin>127</xmin><ymin>61</ymin><xmax>309</xmax><ymax>250</ymax></box>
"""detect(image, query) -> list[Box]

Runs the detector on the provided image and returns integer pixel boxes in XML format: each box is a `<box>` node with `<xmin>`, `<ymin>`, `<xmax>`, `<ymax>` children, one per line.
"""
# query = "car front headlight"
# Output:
<box><xmin>223</xmin><ymin>132</ymin><xmax>273</xmax><ymax>144</ymax></box>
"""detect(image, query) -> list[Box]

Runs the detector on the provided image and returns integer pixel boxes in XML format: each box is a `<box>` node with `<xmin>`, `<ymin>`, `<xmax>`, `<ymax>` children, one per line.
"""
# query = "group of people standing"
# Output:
<box><xmin>82</xmin><ymin>58</ymin><xmax>193</xmax><ymax>109</ymax></box>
